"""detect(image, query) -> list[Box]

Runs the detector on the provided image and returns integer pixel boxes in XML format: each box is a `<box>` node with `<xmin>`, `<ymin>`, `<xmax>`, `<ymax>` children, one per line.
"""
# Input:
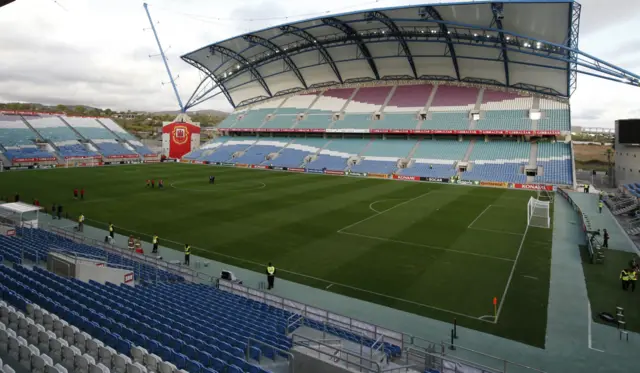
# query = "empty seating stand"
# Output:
<box><xmin>62</xmin><ymin>118</ymin><xmax>116</xmax><ymax>141</ymax></box>
<box><xmin>464</xmin><ymin>141</ymin><xmax>529</xmax><ymax>183</ymax></box>
<box><xmin>534</xmin><ymin>142</ymin><xmax>572</xmax><ymax>185</ymax></box>
<box><xmin>0</xmin><ymin>116</ymin><xmax>38</xmax><ymax>147</ymax></box>
<box><xmin>25</xmin><ymin>117</ymin><xmax>79</xmax><ymax>143</ymax></box>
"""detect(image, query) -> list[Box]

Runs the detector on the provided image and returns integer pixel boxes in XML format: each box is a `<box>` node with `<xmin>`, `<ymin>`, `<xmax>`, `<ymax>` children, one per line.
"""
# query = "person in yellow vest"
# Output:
<box><xmin>598</xmin><ymin>200</ymin><xmax>604</xmax><ymax>214</ymax></box>
<box><xmin>109</xmin><ymin>222</ymin><xmax>115</xmax><ymax>239</ymax></box>
<box><xmin>266</xmin><ymin>262</ymin><xmax>276</xmax><ymax>290</ymax></box>
<box><xmin>184</xmin><ymin>244</ymin><xmax>191</xmax><ymax>265</ymax></box>
<box><xmin>77</xmin><ymin>213</ymin><xmax>85</xmax><ymax>232</ymax></box>
<box><xmin>127</xmin><ymin>235</ymin><xmax>135</xmax><ymax>251</ymax></box>
<box><xmin>620</xmin><ymin>269</ymin><xmax>630</xmax><ymax>291</ymax></box>
<box><xmin>583</xmin><ymin>184</ymin><xmax>588</xmax><ymax>193</ymax></box>
<box><xmin>152</xmin><ymin>234</ymin><xmax>159</xmax><ymax>254</ymax></box>
<box><xmin>629</xmin><ymin>269</ymin><xmax>637</xmax><ymax>292</ymax></box>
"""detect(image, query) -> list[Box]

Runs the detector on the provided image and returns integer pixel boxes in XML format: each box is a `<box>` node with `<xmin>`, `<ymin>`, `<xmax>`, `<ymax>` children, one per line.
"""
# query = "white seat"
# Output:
<box><xmin>62</xmin><ymin>345</ymin><xmax>81</xmax><ymax>372</ymax></box>
<box><xmin>75</xmin><ymin>353</ymin><xmax>95</xmax><ymax>373</ymax></box>
<box><xmin>46</xmin><ymin>363</ymin><xmax>68</xmax><ymax>373</ymax></box>
<box><xmin>0</xmin><ymin>307</ymin><xmax>9</xmax><ymax>326</ymax></box>
<box><xmin>53</xmin><ymin>320</ymin><xmax>68</xmax><ymax>339</ymax></box>
<box><xmin>142</xmin><ymin>354</ymin><xmax>161</xmax><ymax>373</ymax></box>
<box><xmin>29</xmin><ymin>324</ymin><xmax>45</xmax><ymax>345</ymax></box>
<box><xmin>32</xmin><ymin>354</ymin><xmax>47</xmax><ymax>373</ymax></box>
<box><xmin>3</xmin><ymin>364</ymin><xmax>15</xmax><ymax>373</ymax></box>
<box><xmin>126</xmin><ymin>363</ymin><xmax>146</xmax><ymax>373</ymax></box>
<box><xmin>39</xmin><ymin>331</ymin><xmax>55</xmax><ymax>354</ymax></box>
<box><xmin>49</xmin><ymin>338</ymin><xmax>67</xmax><ymax>363</ymax></box>
<box><xmin>86</xmin><ymin>340</ymin><xmax>103</xmax><ymax>360</ymax></box>
<box><xmin>74</xmin><ymin>333</ymin><xmax>91</xmax><ymax>354</ymax></box>
<box><xmin>98</xmin><ymin>346</ymin><xmax>116</xmax><ymax>369</ymax></box>
<box><xmin>63</xmin><ymin>326</ymin><xmax>79</xmax><ymax>346</ymax></box>
<box><xmin>34</xmin><ymin>308</ymin><xmax>47</xmax><ymax>325</ymax></box>
<box><xmin>90</xmin><ymin>363</ymin><xmax>110</xmax><ymax>373</ymax></box>
<box><xmin>26</xmin><ymin>304</ymin><xmax>39</xmax><ymax>318</ymax></box>
<box><xmin>0</xmin><ymin>328</ymin><xmax>9</xmax><ymax>353</ymax></box>
<box><xmin>43</xmin><ymin>314</ymin><xmax>58</xmax><ymax>332</ymax></box>
<box><xmin>8</xmin><ymin>311</ymin><xmax>21</xmax><ymax>331</ymax></box>
<box><xmin>18</xmin><ymin>317</ymin><xmax>32</xmax><ymax>339</ymax></box>
<box><xmin>111</xmin><ymin>355</ymin><xmax>131</xmax><ymax>373</ymax></box>
<box><xmin>130</xmin><ymin>347</ymin><xmax>147</xmax><ymax>364</ymax></box>
<box><xmin>158</xmin><ymin>361</ymin><xmax>176</xmax><ymax>373</ymax></box>
<box><xmin>9</xmin><ymin>336</ymin><xmax>22</xmax><ymax>360</ymax></box>
<box><xmin>42</xmin><ymin>353</ymin><xmax>54</xmax><ymax>367</ymax></box>
<box><xmin>19</xmin><ymin>344</ymin><xmax>33</xmax><ymax>370</ymax></box>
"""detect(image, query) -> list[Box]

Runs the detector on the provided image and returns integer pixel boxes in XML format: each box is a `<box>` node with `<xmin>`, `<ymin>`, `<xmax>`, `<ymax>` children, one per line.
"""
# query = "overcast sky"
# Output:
<box><xmin>1</xmin><ymin>0</ymin><xmax>639</xmax><ymax>127</ymax></box>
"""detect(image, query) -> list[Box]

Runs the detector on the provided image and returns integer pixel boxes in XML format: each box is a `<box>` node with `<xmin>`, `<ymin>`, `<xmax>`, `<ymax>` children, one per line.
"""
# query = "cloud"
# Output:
<box><xmin>573</xmin><ymin>109</ymin><xmax>604</xmax><ymax>121</ymax></box>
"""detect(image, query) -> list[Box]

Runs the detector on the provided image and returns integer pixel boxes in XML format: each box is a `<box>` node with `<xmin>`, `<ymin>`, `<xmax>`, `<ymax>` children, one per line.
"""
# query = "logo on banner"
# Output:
<box><xmin>427</xmin><ymin>177</ymin><xmax>445</xmax><ymax>182</ymax></box>
<box><xmin>480</xmin><ymin>181</ymin><xmax>508</xmax><ymax>188</ymax></box>
<box><xmin>172</xmin><ymin>125</ymin><xmax>189</xmax><ymax>145</ymax></box>
<box><xmin>393</xmin><ymin>175</ymin><xmax>418</xmax><ymax>181</ymax></box>
<box><xmin>124</xmin><ymin>273</ymin><xmax>134</xmax><ymax>283</ymax></box>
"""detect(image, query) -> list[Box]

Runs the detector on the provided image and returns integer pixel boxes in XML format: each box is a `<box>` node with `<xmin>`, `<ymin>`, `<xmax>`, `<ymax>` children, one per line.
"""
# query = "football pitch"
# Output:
<box><xmin>0</xmin><ymin>163</ymin><xmax>553</xmax><ymax>347</ymax></box>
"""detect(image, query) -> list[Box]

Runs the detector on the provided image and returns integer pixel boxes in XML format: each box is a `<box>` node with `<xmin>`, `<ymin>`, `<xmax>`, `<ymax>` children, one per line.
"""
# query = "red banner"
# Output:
<box><xmin>288</xmin><ymin>168</ymin><xmax>305</xmax><ymax>172</ymax></box>
<box><xmin>143</xmin><ymin>154</ymin><xmax>159</xmax><ymax>158</ymax></box>
<box><xmin>236</xmin><ymin>163</ymin><xmax>249</xmax><ymax>168</ymax></box>
<box><xmin>107</xmin><ymin>154</ymin><xmax>138</xmax><ymax>159</ymax></box>
<box><xmin>163</xmin><ymin>122</ymin><xmax>200</xmax><ymax>159</ymax></box>
<box><xmin>124</xmin><ymin>273</ymin><xmax>134</xmax><ymax>283</ymax></box>
<box><xmin>324</xmin><ymin>170</ymin><xmax>345</xmax><ymax>175</ymax></box>
<box><xmin>512</xmin><ymin>183</ymin><xmax>554</xmax><ymax>191</ymax></box>
<box><xmin>223</xmin><ymin>128</ymin><xmax>560</xmax><ymax>136</ymax></box>
<box><xmin>12</xmin><ymin>157</ymin><xmax>56</xmax><ymax>162</ymax></box>
<box><xmin>393</xmin><ymin>174</ymin><xmax>419</xmax><ymax>181</ymax></box>
<box><xmin>251</xmin><ymin>165</ymin><xmax>269</xmax><ymax>169</ymax></box>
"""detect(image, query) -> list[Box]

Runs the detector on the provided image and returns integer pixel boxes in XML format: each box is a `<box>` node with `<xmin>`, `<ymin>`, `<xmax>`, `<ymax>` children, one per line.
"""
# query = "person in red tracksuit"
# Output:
<box><xmin>73</xmin><ymin>188</ymin><xmax>78</xmax><ymax>200</ymax></box>
<box><xmin>80</xmin><ymin>188</ymin><xmax>85</xmax><ymax>200</ymax></box>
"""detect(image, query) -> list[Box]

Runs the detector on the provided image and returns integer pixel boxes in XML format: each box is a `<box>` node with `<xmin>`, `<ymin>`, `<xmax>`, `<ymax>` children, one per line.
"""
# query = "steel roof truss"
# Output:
<box><xmin>364</xmin><ymin>11</ymin><xmax>418</xmax><ymax>78</ymax></box>
<box><xmin>321</xmin><ymin>17</ymin><xmax>380</xmax><ymax>80</ymax></box>
<box><xmin>208</xmin><ymin>45</ymin><xmax>272</xmax><ymax>97</ymax></box>
<box><xmin>182</xmin><ymin>57</ymin><xmax>235</xmax><ymax>110</ymax></box>
<box><xmin>242</xmin><ymin>34</ymin><xmax>308</xmax><ymax>89</ymax></box>
<box><xmin>490</xmin><ymin>2</ymin><xmax>510</xmax><ymax>86</ymax></box>
<box><xmin>420</xmin><ymin>6</ymin><xmax>461</xmax><ymax>81</ymax></box>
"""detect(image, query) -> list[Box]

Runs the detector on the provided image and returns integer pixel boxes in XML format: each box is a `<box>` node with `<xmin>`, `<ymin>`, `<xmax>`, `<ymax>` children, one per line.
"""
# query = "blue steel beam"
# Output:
<box><xmin>242</xmin><ymin>34</ymin><xmax>308</xmax><ymax>89</ymax></box>
<box><xmin>364</xmin><ymin>11</ymin><xmax>418</xmax><ymax>79</ymax></box>
<box><xmin>208</xmin><ymin>44</ymin><xmax>272</xmax><ymax>97</ymax></box>
<box><xmin>490</xmin><ymin>2</ymin><xmax>510</xmax><ymax>86</ymax></box>
<box><xmin>143</xmin><ymin>3</ymin><xmax>184</xmax><ymax>112</ymax></box>
<box><xmin>321</xmin><ymin>17</ymin><xmax>380</xmax><ymax>80</ymax></box>
<box><xmin>419</xmin><ymin>6</ymin><xmax>461</xmax><ymax>81</ymax></box>
<box><xmin>567</xmin><ymin>1</ymin><xmax>581</xmax><ymax>95</ymax></box>
<box><xmin>279</xmin><ymin>25</ymin><xmax>343</xmax><ymax>84</ymax></box>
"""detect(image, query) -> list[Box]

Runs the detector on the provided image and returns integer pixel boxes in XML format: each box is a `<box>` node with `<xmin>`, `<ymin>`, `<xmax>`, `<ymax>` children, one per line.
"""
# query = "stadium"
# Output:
<box><xmin>1</xmin><ymin>1</ymin><xmax>640</xmax><ymax>373</ymax></box>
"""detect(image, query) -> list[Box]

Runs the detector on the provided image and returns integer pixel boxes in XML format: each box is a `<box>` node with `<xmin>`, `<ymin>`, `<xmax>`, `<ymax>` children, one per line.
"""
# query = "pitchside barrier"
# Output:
<box><xmin>556</xmin><ymin>188</ymin><xmax>603</xmax><ymax>263</ymax></box>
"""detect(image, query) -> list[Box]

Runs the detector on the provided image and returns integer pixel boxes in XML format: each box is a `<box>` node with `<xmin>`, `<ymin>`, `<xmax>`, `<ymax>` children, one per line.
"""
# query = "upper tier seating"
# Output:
<box><xmin>476</xmin><ymin>110</ymin><xmax>532</xmax><ymax>131</ymax></box>
<box><xmin>62</xmin><ymin>118</ymin><xmax>117</xmax><ymax>140</ymax></box>
<box><xmin>262</xmin><ymin>116</ymin><xmax>297</xmax><ymax>129</ymax></box>
<box><xmin>384</xmin><ymin>85</ymin><xmax>432</xmax><ymax>113</ymax></box>
<box><xmin>232</xmin><ymin>141</ymin><xmax>287</xmax><ymax>165</ymax></box>
<box><xmin>429</xmin><ymin>86</ymin><xmax>478</xmax><ymax>111</ymax></box>
<box><xmin>98</xmin><ymin>118</ymin><xmax>137</xmax><ymax>141</ymax></box>
<box><xmin>275</xmin><ymin>93</ymin><xmax>318</xmax><ymax>115</ymax></box>
<box><xmin>3</xmin><ymin>147</ymin><xmax>55</xmax><ymax>161</ymax></box>
<box><xmin>538</xmin><ymin>109</ymin><xmax>571</xmax><ymax>132</ymax></box>
<box><xmin>233</xmin><ymin>110</ymin><xmax>272</xmax><ymax>129</ymax></box>
<box><xmin>268</xmin><ymin>138</ymin><xmax>328</xmax><ymax>168</ymax></box>
<box><xmin>480</xmin><ymin>90</ymin><xmax>533</xmax><ymax>111</ymax></box>
<box><xmin>55</xmin><ymin>141</ymin><xmax>100</xmax><ymax>158</ymax></box>
<box><xmin>344</xmin><ymin>87</ymin><xmax>392</xmax><ymax>113</ymax></box>
<box><xmin>295</xmin><ymin>115</ymin><xmax>333</xmax><ymax>129</ymax></box>
<box><xmin>217</xmin><ymin>113</ymin><xmax>240</xmax><ymax>129</ymax></box>
<box><xmin>93</xmin><ymin>140</ymin><xmax>136</xmax><ymax>157</ymax></box>
<box><xmin>0</xmin><ymin>116</ymin><xmax>37</xmax><ymax>147</ymax></box>
<box><xmin>463</xmin><ymin>141</ymin><xmax>530</xmax><ymax>183</ymax></box>
<box><xmin>332</xmin><ymin>115</ymin><xmax>372</xmax><ymax>130</ymax></box>
<box><xmin>371</xmin><ymin>114</ymin><xmax>419</xmax><ymax>130</ymax></box>
<box><xmin>421</xmin><ymin>112</ymin><xmax>469</xmax><ymax>130</ymax></box>
<box><xmin>307</xmin><ymin>89</ymin><xmax>354</xmax><ymax>114</ymax></box>
<box><xmin>534</xmin><ymin>142</ymin><xmax>572</xmax><ymax>185</ymax></box>
<box><xmin>25</xmin><ymin>116</ymin><xmax>79</xmax><ymax>142</ymax></box>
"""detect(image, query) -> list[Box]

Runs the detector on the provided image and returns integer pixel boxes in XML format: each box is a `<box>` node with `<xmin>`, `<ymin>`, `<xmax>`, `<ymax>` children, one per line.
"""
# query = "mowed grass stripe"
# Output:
<box><xmin>0</xmin><ymin>164</ymin><xmax>552</xmax><ymax>347</ymax></box>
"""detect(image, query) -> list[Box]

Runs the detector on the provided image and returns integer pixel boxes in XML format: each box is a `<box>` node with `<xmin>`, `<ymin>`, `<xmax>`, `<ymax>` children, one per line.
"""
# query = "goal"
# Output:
<box><xmin>527</xmin><ymin>197</ymin><xmax>551</xmax><ymax>228</ymax></box>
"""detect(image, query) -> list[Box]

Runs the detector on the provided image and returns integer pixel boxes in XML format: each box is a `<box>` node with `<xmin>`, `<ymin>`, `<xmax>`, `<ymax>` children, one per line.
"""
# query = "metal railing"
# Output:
<box><xmin>292</xmin><ymin>334</ymin><xmax>382</xmax><ymax>373</ymax></box>
<box><xmin>246</xmin><ymin>337</ymin><xmax>294</xmax><ymax>373</ymax></box>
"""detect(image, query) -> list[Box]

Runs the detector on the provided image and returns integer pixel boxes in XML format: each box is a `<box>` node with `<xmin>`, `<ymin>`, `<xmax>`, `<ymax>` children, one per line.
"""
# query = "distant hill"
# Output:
<box><xmin>156</xmin><ymin>109</ymin><xmax>229</xmax><ymax>117</ymax></box>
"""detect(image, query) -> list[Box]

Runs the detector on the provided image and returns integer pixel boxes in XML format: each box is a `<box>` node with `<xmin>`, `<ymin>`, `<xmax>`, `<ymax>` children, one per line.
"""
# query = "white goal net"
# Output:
<box><xmin>528</xmin><ymin>197</ymin><xmax>551</xmax><ymax>228</ymax></box>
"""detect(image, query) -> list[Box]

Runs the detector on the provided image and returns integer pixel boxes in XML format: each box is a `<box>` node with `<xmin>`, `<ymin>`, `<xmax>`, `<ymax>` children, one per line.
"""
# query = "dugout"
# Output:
<box><xmin>0</xmin><ymin>202</ymin><xmax>42</xmax><ymax>229</ymax></box>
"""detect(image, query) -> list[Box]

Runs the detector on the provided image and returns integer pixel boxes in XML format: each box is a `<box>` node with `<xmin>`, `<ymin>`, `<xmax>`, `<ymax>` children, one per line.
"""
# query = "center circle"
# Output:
<box><xmin>170</xmin><ymin>179</ymin><xmax>266</xmax><ymax>192</ymax></box>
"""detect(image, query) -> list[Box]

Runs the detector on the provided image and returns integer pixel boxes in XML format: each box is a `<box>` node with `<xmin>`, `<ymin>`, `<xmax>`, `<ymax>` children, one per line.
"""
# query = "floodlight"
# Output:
<box><xmin>431</xmin><ymin>29</ymin><xmax>436</xmax><ymax>34</ymax></box>
<box><xmin>236</xmin><ymin>64</ymin><xmax>240</xmax><ymax>69</ymax></box>
<box><xmin>473</xmin><ymin>33</ymin><xmax>478</xmax><ymax>37</ymax></box>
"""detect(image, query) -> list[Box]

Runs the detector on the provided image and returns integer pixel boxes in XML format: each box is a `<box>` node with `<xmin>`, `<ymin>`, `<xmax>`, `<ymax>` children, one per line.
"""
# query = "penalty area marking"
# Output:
<box><xmin>170</xmin><ymin>181</ymin><xmax>266</xmax><ymax>193</ymax></box>
<box><xmin>369</xmin><ymin>199</ymin><xmax>407</xmax><ymax>213</ymax></box>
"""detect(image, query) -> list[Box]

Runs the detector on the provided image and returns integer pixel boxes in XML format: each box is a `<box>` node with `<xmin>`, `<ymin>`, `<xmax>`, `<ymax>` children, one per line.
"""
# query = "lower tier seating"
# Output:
<box><xmin>398</xmin><ymin>163</ymin><xmax>457</xmax><ymax>178</ymax></box>
<box><xmin>306</xmin><ymin>155</ymin><xmax>348</xmax><ymax>171</ymax></box>
<box><xmin>56</xmin><ymin>142</ymin><xmax>99</xmax><ymax>158</ymax></box>
<box><xmin>349</xmin><ymin>160</ymin><xmax>398</xmax><ymax>174</ymax></box>
<box><xmin>3</xmin><ymin>147</ymin><xmax>55</xmax><ymax>161</ymax></box>
<box><xmin>94</xmin><ymin>142</ymin><xmax>135</xmax><ymax>158</ymax></box>
<box><xmin>534</xmin><ymin>160</ymin><xmax>572</xmax><ymax>185</ymax></box>
<box><xmin>462</xmin><ymin>163</ymin><xmax>528</xmax><ymax>183</ymax></box>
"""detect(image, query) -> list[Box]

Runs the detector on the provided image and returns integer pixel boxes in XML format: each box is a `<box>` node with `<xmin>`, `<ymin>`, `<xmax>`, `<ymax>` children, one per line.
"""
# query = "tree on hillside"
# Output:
<box><xmin>74</xmin><ymin>106</ymin><xmax>86</xmax><ymax>114</ymax></box>
<box><xmin>56</xmin><ymin>105</ymin><xmax>68</xmax><ymax>112</ymax></box>
<box><xmin>104</xmin><ymin>109</ymin><xmax>113</xmax><ymax>116</ymax></box>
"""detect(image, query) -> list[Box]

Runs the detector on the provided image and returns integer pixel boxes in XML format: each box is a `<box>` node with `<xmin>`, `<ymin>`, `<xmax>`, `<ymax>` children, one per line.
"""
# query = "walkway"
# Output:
<box><xmin>36</xmin><ymin>195</ymin><xmax>637</xmax><ymax>373</ymax></box>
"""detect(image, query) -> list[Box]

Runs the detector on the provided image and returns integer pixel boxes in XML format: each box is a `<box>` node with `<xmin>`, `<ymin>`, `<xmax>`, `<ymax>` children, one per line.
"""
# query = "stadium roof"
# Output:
<box><xmin>181</xmin><ymin>0</ymin><xmax>640</xmax><ymax>110</ymax></box>
<box><xmin>0</xmin><ymin>1</ymin><xmax>16</xmax><ymax>9</ymax></box>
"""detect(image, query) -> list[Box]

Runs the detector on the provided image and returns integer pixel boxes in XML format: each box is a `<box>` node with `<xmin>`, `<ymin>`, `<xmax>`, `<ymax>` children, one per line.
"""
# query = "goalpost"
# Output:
<box><xmin>527</xmin><ymin>197</ymin><xmax>551</xmax><ymax>228</ymax></box>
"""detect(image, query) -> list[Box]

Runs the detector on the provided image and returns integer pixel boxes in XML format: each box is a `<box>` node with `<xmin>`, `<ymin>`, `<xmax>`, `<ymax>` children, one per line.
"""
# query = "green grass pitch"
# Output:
<box><xmin>0</xmin><ymin>163</ymin><xmax>553</xmax><ymax>347</ymax></box>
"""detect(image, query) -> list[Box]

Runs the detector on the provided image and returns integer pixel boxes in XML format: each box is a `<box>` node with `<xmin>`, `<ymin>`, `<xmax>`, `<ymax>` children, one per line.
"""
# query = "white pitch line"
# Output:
<box><xmin>368</xmin><ymin>199</ymin><xmax>406</xmax><ymax>214</ymax></box>
<box><xmin>338</xmin><ymin>192</ymin><xmax>432</xmax><ymax>233</ymax></box>
<box><xmin>338</xmin><ymin>231</ymin><xmax>515</xmax><ymax>262</ymax></box>
<box><xmin>467</xmin><ymin>205</ymin><xmax>492</xmax><ymax>228</ymax></box>
<box><xmin>588</xmin><ymin>301</ymin><xmax>605</xmax><ymax>352</ymax></box>
<box><xmin>325</xmin><ymin>284</ymin><xmax>333</xmax><ymax>290</ymax></box>
<box><xmin>494</xmin><ymin>224</ymin><xmax>530</xmax><ymax>323</ymax></box>
<box><xmin>468</xmin><ymin>227</ymin><xmax>524</xmax><ymax>237</ymax></box>
<box><xmin>522</xmin><ymin>275</ymin><xmax>539</xmax><ymax>280</ymax></box>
